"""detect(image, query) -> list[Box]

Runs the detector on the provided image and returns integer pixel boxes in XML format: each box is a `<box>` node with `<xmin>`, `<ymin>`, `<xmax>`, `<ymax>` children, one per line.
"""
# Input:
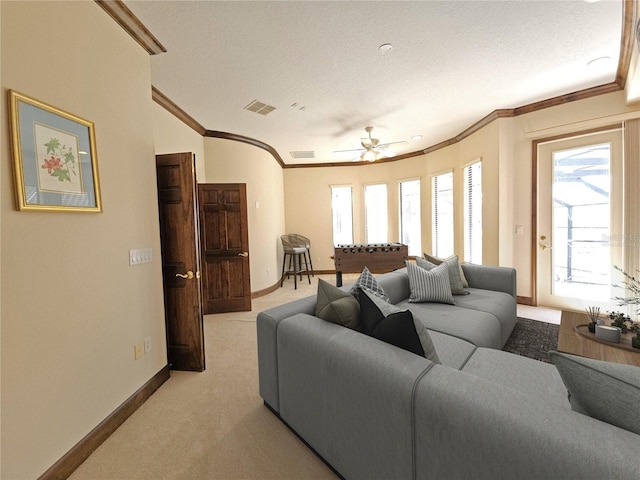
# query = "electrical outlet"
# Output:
<box><xmin>134</xmin><ymin>343</ymin><xmax>144</xmax><ymax>360</ymax></box>
<box><xmin>144</xmin><ymin>336</ymin><xmax>152</xmax><ymax>353</ymax></box>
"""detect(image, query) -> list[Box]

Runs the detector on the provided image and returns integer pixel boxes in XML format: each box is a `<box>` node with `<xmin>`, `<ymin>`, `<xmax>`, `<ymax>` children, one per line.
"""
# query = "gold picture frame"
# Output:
<box><xmin>8</xmin><ymin>90</ymin><xmax>102</xmax><ymax>212</ymax></box>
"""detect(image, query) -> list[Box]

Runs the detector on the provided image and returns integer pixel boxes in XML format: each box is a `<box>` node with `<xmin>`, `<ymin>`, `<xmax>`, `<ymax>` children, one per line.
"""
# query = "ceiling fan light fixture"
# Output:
<box><xmin>362</xmin><ymin>150</ymin><xmax>376</xmax><ymax>162</ymax></box>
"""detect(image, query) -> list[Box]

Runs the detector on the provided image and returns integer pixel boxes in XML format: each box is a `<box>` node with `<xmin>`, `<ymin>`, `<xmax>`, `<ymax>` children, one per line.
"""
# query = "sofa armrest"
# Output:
<box><xmin>256</xmin><ymin>295</ymin><xmax>316</xmax><ymax>412</ymax></box>
<box><xmin>414</xmin><ymin>365</ymin><xmax>640</xmax><ymax>480</ymax></box>
<box><xmin>277</xmin><ymin>313</ymin><xmax>433</xmax><ymax>480</ymax></box>
<box><xmin>461</xmin><ymin>263</ymin><xmax>516</xmax><ymax>299</ymax></box>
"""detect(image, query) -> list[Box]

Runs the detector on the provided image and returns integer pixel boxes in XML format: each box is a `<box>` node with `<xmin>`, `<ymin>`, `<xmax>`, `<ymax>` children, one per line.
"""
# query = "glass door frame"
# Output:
<box><xmin>532</xmin><ymin>124</ymin><xmax>623</xmax><ymax>310</ymax></box>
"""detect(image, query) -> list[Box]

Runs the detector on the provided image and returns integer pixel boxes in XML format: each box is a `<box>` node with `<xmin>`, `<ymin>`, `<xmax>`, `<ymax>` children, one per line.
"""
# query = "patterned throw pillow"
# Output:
<box><xmin>406</xmin><ymin>261</ymin><xmax>455</xmax><ymax>305</ymax></box>
<box><xmin>418</xmin><ymin>255</ymin><xmax>469</xmax><ymax>295</ymax></box>
<box><xmin>424</xmin><ymin>253</ymin><xmax>470</xmax><ymax>288</ymax></box>
<box><xmin>350</xmin><ymin>266</ymin><xmax>389</xmax><ymax>302</ymax></box>
<box><xmin>359</xmin><ymin>288</ymin><xmax>440</xmax><ymax>362</ymax></box>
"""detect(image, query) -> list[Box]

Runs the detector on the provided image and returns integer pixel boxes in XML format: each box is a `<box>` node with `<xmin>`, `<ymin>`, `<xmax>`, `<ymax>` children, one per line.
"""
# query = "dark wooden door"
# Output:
<box><xmin>198</xmin><ymin>183</ymin><xmax>251</xmax><ymax>313</ymax></box>
<box><xmin>156</xmin><ymin>152</ymin><xmax>205</xmax><ymax>372</ymax></box>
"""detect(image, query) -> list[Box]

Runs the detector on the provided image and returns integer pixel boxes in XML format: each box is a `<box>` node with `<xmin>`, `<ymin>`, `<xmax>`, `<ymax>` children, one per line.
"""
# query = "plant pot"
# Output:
<box><xmin>588</xmin><ymin>322</ymin><xmax>596</xmax><ymax>333</ymax></box>
<box><xmin>595</xmin><ymin>325</ymin><xmax>621</xmax><ymax>343</ymax></box>
<box><xmin>632</xmin><ymin>336</ymin><xmax>640</xmax><ymax>350</ymax></box>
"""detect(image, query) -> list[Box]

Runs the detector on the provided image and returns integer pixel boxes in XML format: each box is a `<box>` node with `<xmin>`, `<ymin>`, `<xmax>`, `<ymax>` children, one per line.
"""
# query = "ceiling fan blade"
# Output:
<box><xmin>360</xmin><ymin>139</ymin><xmax>374</xmax><ymax>149</ymax></box>
<box><xmin>333</xmin><ymin>147</ymin><xmax>366</xmax><ymax>154</ymax></box>
<box><xmin>376</xmin><ymin>140</ymin><xmax>408</xmax><ymax>149</ymax></box>
<box><xmin>377</xmin><ymin>148</ymin><xmax>397</xmax><ymax>158</ymax></box>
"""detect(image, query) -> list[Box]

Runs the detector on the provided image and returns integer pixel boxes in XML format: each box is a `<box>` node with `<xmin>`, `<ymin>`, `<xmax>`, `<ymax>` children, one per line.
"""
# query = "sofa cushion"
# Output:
<box><xmin>462</xmin><ymin>348</ymin><xmax>568</xmax><ymax>408</ymax></box>
<box><xmin>447</xmin><ymin>288</ymin><xmax>517</xmax><ymax>346</ymax></box>
<box><xmin>424</xmin><ymin>252</ymin><xmax>469</xmax><ymax>288</ymax></box>
<box><xmin>359</xmin><ymin>287</ymin><xmax>439</xmax><ymax>362</ymax></box>
<box><xmin>427</xmin><ymin>330</ymin><xmax>476</xmax><ymax>369</ymax></box>
<box><xmin>406</xmin><ymin>261</ymin><xmax>455</xmax><ymax>305</ymax></box>
<box><xmin>315</xmin><ymin>279</ymin><xmax>360</xmax><ymax>329</ymax></box>
<box><xmin>373</xmin><ymin>269</ymin><xmax>411</xmax><ymax>304</ymax></box>
<box><xmin>549</xmin><ymin>351</ymin><xmax>640</xmax><ymax>435</ymax></box>
<box><xmin>417</xmin><ymin>256</ymin><xmax>469</xmax><ymax>295</ymax></box>
<box><xmin>397</xmin><ymin>300</ymin><xmax>504</xmax><ymax>349</ymax></box>
<box><xmin>350</xmin><ymin>266</ymin><xmax>389</xmax><ymax>301</ymax></box>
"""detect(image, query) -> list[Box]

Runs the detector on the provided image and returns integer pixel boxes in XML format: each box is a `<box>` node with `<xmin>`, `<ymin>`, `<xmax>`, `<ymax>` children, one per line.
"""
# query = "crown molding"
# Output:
<box><xmin>152</xmin><ymin>87</ymin><xmax>206</xmax><ymax>136</ymax></box>
<box><xmin>140</xmin><ymin>0</ymin><xmax>635</xmax><ymax>169</ymax></box>
<box><xmin>95</xmin><ymin>0</ymin><xmax>166</xmax><ymax>55</ymax></box>
<box><xmin>203</xmin><ymin>131</ymin><xmax>286</xmax><ymax>168</ymax></box>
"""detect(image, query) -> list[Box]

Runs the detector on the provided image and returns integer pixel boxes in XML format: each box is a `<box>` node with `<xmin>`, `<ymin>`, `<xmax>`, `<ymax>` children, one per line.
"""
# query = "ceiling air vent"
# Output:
<box><xmin>290</xmin><ymin>151</ymin><xmax>315</xmax><ymax>159</ymax></box>
<box><xmin>244</xmin><ymin>99</ymin><xmax>277</xmax><ymax>116</ymax></box>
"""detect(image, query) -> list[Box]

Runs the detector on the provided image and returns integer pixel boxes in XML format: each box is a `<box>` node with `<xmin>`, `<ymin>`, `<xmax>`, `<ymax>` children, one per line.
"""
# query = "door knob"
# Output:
<box><xmin>176</xmin><ymin>270</ymin><xmax>194</xmax><ymax>279</ymax></box>
<box><xmin>238</xmin><ymin>252</ymin><xmax>248</xmax><ymax>257</ymax></box>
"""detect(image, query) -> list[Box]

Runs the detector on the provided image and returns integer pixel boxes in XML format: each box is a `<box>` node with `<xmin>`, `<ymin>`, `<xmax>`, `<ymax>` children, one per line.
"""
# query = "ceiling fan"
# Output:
<box><xmin>333</xmin><ymin>126</ymin><xmax>408</xmax><ymax>162</ymax></box>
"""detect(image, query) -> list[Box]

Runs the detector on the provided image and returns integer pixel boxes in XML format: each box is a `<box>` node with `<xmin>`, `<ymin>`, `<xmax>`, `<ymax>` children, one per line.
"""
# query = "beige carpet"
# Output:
<box><xmin>69</xmin><ymin>274</ymin><xmax>351</xmax><ymax>480</ymax></box>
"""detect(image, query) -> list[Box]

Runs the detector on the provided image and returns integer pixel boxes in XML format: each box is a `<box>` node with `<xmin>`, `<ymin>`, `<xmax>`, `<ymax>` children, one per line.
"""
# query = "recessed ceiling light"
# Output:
<box><xmin>411</xmin><ymin>135</ymin><xmax>423</xmax><ymax>141</ymax></box>
<box><xmin>378</xmin><ymin>43</ymin><xmax>393</xmax><ymax>54</ymax></box>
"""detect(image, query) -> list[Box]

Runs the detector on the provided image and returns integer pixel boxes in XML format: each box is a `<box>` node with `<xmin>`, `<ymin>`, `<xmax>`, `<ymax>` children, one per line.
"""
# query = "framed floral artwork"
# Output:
<box><xmin>8</xmin><ymin>90</ymin><xmax>102</xmax><ymax>212</ymax></box>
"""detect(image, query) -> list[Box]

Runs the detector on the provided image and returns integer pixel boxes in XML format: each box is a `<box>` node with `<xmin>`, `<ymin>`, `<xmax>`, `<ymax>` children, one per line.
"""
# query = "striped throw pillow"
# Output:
<box><xmin>406</xmin><ymin>261</ymin><xmax>455</xmax><ymax>304</ymax></box>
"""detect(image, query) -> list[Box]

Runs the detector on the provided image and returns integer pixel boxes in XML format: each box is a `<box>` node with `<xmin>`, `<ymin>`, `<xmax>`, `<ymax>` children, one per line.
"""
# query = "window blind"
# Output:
<box><xmin>464</xmin><ymin>161</ymin><xmax>482</xmax><ymax>263</ymax></box>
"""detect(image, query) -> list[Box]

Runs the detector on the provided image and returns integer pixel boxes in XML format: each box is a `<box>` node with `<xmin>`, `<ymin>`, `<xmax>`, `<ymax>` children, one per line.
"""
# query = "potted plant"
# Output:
<box><xmin>613</xmin><ymin>265</ymin><xmax>640</xmax><ymax>349</ymax></box>
<box><xmin>608</xmin><ymin>311</ymin><xmax>630</xmax><ymax>333</ymax></box>
<box><xmin>630</xmin><ymin>322</ymin><xmax>640</xmax><ymax>349</ymax></box>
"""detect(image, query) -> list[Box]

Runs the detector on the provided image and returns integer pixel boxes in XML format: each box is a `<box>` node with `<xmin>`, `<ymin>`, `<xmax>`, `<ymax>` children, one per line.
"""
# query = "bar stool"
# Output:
<box><xmin>280</xmin><ymin>234</ymin><xmax>311</xmax><ymax>289</ymax></box>
<box><xmin>291</xmin><ymin>233</ymin><xmax>314</xmax><ymax>276</ymax></box>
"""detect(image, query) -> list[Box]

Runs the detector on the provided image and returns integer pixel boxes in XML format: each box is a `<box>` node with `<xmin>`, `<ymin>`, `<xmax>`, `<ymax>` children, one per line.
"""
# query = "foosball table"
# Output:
<box><xmin>333</xmin><ymin>243</ymin><xmax>409</xmax><ymax>286</ymax></box>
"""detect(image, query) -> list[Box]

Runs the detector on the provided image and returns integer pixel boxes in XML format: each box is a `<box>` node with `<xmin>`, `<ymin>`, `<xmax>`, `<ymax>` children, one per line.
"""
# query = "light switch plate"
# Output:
<box><xmin>129</xmin><ymin>248</ymin><xmax>152</xmax><ymax>265</ymax></box>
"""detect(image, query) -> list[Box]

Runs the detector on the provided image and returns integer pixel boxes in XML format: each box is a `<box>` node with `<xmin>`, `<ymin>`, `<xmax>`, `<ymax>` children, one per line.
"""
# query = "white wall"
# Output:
<box><xmin>152</xmin><ymin>103</ymin><xmax>206</xmax><ymax>181</ymax></box>
<box><xmin>203</xmin><ymin>138</ymin><xmax>285</xmax><ymax>293</ymax></box>
<box><xmin>501</xmin><ymin>91</ymin><xmax>640</xmax><ymax>299</ymax></box>
<box><xmin>283</xmin><ymin>92</ymin><xmax>640</xmax><ymax>300</ymax></box>
<box><xmin>1</xmin><ymin>2</ymin><xmax>166</xmax><ymax>478</ymax></box>
<box><xmin>283</xmin><ymin>123</ymin><xmax>500</xmax><ymax>273</ymax></box>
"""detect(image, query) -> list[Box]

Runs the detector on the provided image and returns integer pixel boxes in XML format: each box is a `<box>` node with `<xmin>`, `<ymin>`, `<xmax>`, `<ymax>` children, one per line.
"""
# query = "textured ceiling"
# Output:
<box><xmin>125</xmin><ymin>0</ymin><xmax>624</xmax><ymax>165</ymax></box>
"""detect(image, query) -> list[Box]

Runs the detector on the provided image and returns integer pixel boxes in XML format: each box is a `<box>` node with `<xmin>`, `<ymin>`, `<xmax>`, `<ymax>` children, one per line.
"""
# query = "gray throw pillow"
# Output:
<box><xmin>315</xmin><ymin>279</ymin><xmax>360</xmax><ymax>329</ymax></box>
<box><xmin>419</xmin><ymin>255</ymin><xmax>468</xmax><ymax>295</ymax></box>
<box><xmin>350</xmin><ymin>266</ymin><xmax>389</xmax><ymax>302</ymax></box>
<box><xmin>424</xmin><ymin>253</ymin><xmax>470</xmax><ymax>288</ymax></box>
<box><xmin>549</xmin><ymin>351</ymin><xmax>640</xmax><ymax>435</ymax></box>
<box><xmin>405</xmin><ymin>261</ymin><xmax>455</xmax><ymax>305</ymax></box>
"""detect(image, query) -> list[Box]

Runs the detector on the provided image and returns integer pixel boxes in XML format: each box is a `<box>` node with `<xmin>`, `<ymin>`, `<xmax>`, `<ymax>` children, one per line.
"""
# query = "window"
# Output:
<box><xmin>399</xmin><ymin>179</ymin><xmax>421</xmax><ymax>256</ymax></box>
<box><xmin>432</xmin><ymin>172</ymin><xmax>454</xmax><ymax>257</ymax></box>
<box><xmin>331</xmin><ymin>185</ymin><xmax>353</xmax><ymax>246</ymax></box>
<box><xmin>464</xmin><ymin>161</ymin><xmax>482</xmax><ymax>263</ymax></box>
<box><xmin>364</xmin><ymin>183</ymin><xmax>388</xmax><ymax>243</ymax></box>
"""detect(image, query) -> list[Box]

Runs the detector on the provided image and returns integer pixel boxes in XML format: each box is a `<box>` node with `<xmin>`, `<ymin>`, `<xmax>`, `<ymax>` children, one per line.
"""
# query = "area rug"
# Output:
<box><xmin>502</xmin><ymin>317</ymin><xmax>559</xmax><ymax>363</ymax></box>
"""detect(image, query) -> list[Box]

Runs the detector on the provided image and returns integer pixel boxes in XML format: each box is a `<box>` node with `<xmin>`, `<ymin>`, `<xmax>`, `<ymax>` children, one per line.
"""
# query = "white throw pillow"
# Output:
<box><xmin>406</xmin><ymin>261</ymin><xmax>455</xmax><ymax>305</ymax></box>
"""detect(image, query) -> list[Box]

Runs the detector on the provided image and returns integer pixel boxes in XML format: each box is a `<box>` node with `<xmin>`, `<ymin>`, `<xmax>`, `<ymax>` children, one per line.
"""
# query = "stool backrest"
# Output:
<box><xmin>280</xmin><ymin>234</ymin><xmax>298</xmax><ymax>253</ymax></box>
<box><xmin>290</xmin><ymin>233</ymin><xmax>310</xmax><ymax>248</ymax></box>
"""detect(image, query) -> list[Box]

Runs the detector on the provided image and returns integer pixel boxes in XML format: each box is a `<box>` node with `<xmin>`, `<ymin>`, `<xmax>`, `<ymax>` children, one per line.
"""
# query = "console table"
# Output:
<box><xmin>558</xmin><ymin>310</ymin><xmax>640</xmax><ymax>367</ymax></box>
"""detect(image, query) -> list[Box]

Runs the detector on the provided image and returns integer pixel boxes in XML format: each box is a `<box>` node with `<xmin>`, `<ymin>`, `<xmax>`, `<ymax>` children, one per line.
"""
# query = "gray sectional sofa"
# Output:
<box><xmin>257</xmin><ymin>263</ymin><xmax>640</xmax><ymax>479</ymax></box>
